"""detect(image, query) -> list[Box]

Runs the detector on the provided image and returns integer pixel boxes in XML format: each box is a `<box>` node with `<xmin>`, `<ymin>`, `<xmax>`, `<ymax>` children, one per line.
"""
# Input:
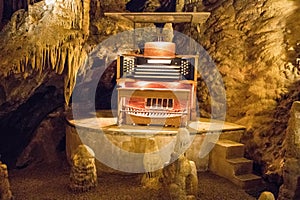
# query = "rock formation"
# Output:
<box><xmin>278</xmin><ymin>101</ymin><xmax>300</xmax><ymax>200</ymax></box>
<box><xmin>258</xmin><ymin>191</ymin><xmax>275</xmax><ymax>200</ymax></box>
<box><xmin>0</xmin><ymin>0</ymin><xmax>90</xmax><ymax>104</ymax></box>
<box><xmin>141</xmin><ymin>138</ymin><xmax>164</xmax><ymax>190</ymax></box>
<box><xmin>0</xmin><ymin>161</ymin><xmax>13</xmax><ymax>200</ymax></box>
<box><xmin>0</xmin><ymin>0</ymin><xmax>92</xmax><ymax>166</ymax></box>
<box><xmin>162</xmin><ymin>153</ymin><xmax>198</xmax><ymax>200</ymax></box>
<box><xmin>16</xmin><ymin>107</ymin><xmax>66</xmax><ymax>168</ymax></box>
<box><xmin>197</xmin><ymin>0</ymin><xmax>300</xmax><ymax>190</ymax></box>
<box><xmin>69</xmin><ymin>144</ymin><xmax>97</xmax><ymax>193</ymax></box>
<box><xmin>161</xmin><ymin>128</ymin><xmax>198</xmax><ymax>200</ymax></box>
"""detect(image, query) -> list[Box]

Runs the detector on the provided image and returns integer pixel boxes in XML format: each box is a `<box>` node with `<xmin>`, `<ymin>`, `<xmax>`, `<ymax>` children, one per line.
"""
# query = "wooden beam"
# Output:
<box><xmin>104</xmin><ymin>12</ymin><xmax>210</xmax><ymax>24</ymax></box>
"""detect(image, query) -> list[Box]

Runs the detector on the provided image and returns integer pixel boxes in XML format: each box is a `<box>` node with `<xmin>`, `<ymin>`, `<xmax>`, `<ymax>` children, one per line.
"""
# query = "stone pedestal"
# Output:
<box><xmin>66</xmin><ymin>111</ymin><xmax>246</xmax><ymax>172</ymax></box>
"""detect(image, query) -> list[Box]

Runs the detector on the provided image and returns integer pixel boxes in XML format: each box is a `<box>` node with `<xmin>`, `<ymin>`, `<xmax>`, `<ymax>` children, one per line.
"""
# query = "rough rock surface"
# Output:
<box><xmin>69</xmin><ymin>144</ymin><xmax>97</xmax><ymax>193</ymax></box>
<box><xmin>163</xmin><ymin>154</ymin><xmax>198</xmax><ymax>200</ymax></box>
<box><xmin>0</xmin><ymin>72</ymin><xmax>64</xmax><ymax>166</ymax></box>
<box><xmin>15</xmin><ymin>107</ymin><xmax>66</xmax><ymax>168</ymax></box>
<box><xmin>196</xmin><ymin>0</ymin><xmax>300</xmax><ymax>190</ymax></box>
<box><xmin>278</xmin><ymin>101</ymin><xmax>300</xmax><ymax>200</ymax></box>
<box><xmin>0</xmin><ymin>161</ymin><xmax>13</xmax><ymax>200</ymax></box>
<box><xmin>0</xmin><ymin>0</ymin><xmax>90</xmax><ymax>103</ymax></box>
<box><xmin>0</xmin><ymin>0</ymin><xmax>89</xmax><ymax>166</ymax></box>
<box><xmin>258</xmin><ymin>191</ymin><xmax>275</xmax><ymax>200</ymax></box>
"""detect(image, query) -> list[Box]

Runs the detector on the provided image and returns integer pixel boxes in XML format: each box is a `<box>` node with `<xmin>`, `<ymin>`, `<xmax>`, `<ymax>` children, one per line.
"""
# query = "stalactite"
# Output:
<box><xmin>20</xmin><ymin>59</ymin><xmax>25</xmax><ymax>72</ymax></box>
<box><xmin>50</xmin><ymin>47</ymin><xmax>56</xmax><ymax>70</ymax></box>
<box><xmin>0</xmin><ymin>0</ymin><xmax>91</xmax><ymax>104</ymax></box>
<box><xmin>35</xmin><ymin>46</ymin><xmax>41</xmax><ymax>72</ymax></box>
<box><xmin>58</xmin><ymin>47</ymin><xmax>66</xmax><ymax>75</ymax></box>
<box><xmin>67</xmin><ymin>46</ymin><xmax>73</xmax><ymax>79</ymax></box>
<box><xmin>56</xmin><ymin>46</ymin><xmax>62</xmax><ymax>74</ymax></box>
<box><xmin>31</xmin><ymin>51</ymin><xmax>36</xmax><ymax>70</ymax></box>
<box><xmin>24</xmin><ymin>56</ymin><xmax>29</xmax><ymax>71</ymax></box>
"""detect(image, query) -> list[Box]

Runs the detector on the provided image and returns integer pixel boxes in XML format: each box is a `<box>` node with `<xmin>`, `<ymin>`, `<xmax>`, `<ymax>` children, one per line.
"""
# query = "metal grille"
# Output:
<box><xmin>145</xmin><ymin>98</ymin><xmax>173</xmax><ymax>109</ymax></box>
<box><xmin>120</xmin><ymin>56</ymin><xmax>195</xmax><ymax>80</ymax></box>
<box><xmin>123</xmin><ymin>106</ymin><xmax>185</xmax><ymax>118</ymax></box>
<box><xmin>180</xmin><ymin>60</ymin><xmax>191</xmax><ymax>76</ymax></box>
<box><xmin>122</xmin><ymin>56</ymin><xmax>135</xmax><ymax>73</ymax></box>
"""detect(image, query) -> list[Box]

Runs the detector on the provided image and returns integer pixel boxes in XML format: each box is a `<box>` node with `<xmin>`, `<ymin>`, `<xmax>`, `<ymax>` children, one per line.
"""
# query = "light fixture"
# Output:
<box><xmin>45</xmin><ymin>0</ymin><xmax>55</xmax><ymax>6</ymax></box>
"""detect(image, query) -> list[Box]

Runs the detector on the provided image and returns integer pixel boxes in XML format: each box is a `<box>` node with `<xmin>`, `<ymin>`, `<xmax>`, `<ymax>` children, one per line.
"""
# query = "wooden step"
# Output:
<box><xmin>213</xmin><ymin>139</ymin><xmax>245</xmax><ymax>159</ymax></box>
<box><xmin>227</xmin><ymin>158</ymin><xmax>253</xmax><ymax>175</ymax></box>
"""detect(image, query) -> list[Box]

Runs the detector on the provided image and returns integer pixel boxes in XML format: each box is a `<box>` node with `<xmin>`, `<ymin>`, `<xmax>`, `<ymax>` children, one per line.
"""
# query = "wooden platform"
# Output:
<box><xmin>66</xmin><ymin>110</ymin><xmax>246</xmax><ymax>173</ymax></box>
<box><xmin>66</xmin><ymin>110</ymin><xmax>245</xmax><ymax>136</ymax></box>
<box><xmin>104</xmin><ymin>12</ymin><xmax>210</xmax><ymax>24</ymax></box>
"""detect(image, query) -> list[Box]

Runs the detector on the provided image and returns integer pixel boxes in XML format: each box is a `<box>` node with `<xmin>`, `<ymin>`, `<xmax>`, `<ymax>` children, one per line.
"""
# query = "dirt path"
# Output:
<box><xmin>8</xmin><ymin>162</ymin><xmax>256</xmax><ymax>200</ymax></box>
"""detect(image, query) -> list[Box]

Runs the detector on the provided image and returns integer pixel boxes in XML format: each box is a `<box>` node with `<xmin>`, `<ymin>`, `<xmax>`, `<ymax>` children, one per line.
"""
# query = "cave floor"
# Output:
<box><xmin>8</xmin><ymin>161</ymin><xmax>256</xmax><ymax>200</ymax></box>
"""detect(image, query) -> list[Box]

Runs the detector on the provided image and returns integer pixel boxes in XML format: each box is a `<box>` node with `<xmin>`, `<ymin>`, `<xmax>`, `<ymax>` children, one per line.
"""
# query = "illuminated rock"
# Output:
<box><xmin>141</xmin><ymin>138</ymin><xmax>164</xmax><ymax>190</ymax></box>
<box><xmin>162</xmin><ymin>154</ymin><xmax>198</xmax><ymax>200</ymax></box>
<box><xmin>258</xmin><ymin>191</ymin><xmax>275</xmax><ymax>200</ymax></box>
<box><xmin>278</xmin><ymin>101</ymin><xmax>300</xmax><ymax>200</ymax></box>
<box><xmin>69</xmin><ymin>145</ymin><xmax>97</xmax><ymax>193</ymax></box>
<box><xmin>0</xmin><ymin>161</ymin><xmax>12</xmax><ymax>200</ymax></box>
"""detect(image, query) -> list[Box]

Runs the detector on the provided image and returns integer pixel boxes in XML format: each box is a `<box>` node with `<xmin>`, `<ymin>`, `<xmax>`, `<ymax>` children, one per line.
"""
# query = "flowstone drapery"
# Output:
<box><xmin>0</xmin><ymin>0</ymin><xmax>90</xmax><ymax>104</ymax></box>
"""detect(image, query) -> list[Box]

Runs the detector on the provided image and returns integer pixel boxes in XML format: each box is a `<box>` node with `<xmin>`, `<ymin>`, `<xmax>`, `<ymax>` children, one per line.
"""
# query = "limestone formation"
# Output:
<box><xmin>141</xmin><ymin>138</ymin><xmax>164</xmax><ymax>190</ymax></box>
<box><xmin>0</xmin><ymin>161</ymin><xmax>12</xmax><ymax>200</ymax></box>
<box><xmin>258</xmin><ymin>191</ymin><xmax>275</xmax><ymax>200</ymax></box>
<box><xmin>162</xmin><ymin>153</ymin><xmax>198</xmax><ymax>200</ymax></box>
<box><xmin>174</xmin><ymin>128</ymin><xmax>192</xmax><ymax>155</ymax></box>
<box><xmin>160</xmin><ymin>126</ymin><xmax>197</xmax><ymax>199</ymax></box>
<box><xmin>0</xmin><ymin>0</ymin><xmax>90</xmax><ymax>104</ymax></box>
<box><xmin>69</xmin><ymin>145</ymin><xmax>97</xmax><ymax>193</ymax></box>
<box><xmin>198</xmin><ymin>0</ymin><xmax>300</xmax><ymax>186</ymax></box>
<box><xmin>16</xmin><ymin>108</ymin><xmax>66</xmax><ymax>168</ymax></box>
<box><xmin>278</xmin><ymin>101</ymin><xmax>300</xmax><ymax>200</ymax></box>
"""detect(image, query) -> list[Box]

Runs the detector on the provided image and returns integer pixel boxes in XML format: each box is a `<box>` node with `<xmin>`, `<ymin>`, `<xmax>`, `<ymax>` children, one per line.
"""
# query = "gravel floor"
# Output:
<box><xmin>8</xmin><ymin>162</ymin><xmax>257</xmax><ymax>200</ymax></box>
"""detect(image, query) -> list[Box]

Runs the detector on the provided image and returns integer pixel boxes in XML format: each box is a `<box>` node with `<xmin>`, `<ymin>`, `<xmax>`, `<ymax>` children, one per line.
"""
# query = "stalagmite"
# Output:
<box><xmin>162</xmin><ymin>154</ymin><xmax>198</xmax><ymax>200</ymax></box>
<box><xmin>0</xmin><ymin>161</ymin><xmax>13</xmax><ymax>200</ymax></box>
<box><xmin>259</xmin><ymin>191</ymin><xmax>275</xmax><ymax>200</ymax></box>
<box><xmin>161</xmin><ymin>128</ymin><xmax>198</xmax><ymax>200</ymax></box>
<box><xmin>69</xmin><ymin>144</ymin><xmax>97</xmax><ymax>193</ymax></box>
<box><xmin>141</xmin><ymin>138</ymin><xmax>164</xmax><ymax>190</ymax></box>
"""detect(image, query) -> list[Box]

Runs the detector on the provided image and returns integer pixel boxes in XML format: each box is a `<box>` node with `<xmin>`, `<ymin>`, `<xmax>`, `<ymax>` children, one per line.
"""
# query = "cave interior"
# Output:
<box><xmin>0</xmin><ymin>0</ymin><xmax>300</xmax><ymax>200</ymax></box>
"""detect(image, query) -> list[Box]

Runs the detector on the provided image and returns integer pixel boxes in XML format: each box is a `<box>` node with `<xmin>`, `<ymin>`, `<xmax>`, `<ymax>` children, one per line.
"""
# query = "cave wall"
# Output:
<box><xmin>0</xmin><ymin>72</ymin><xmax>65</xmax><ymax>166</ymax></box>
<box><xmin>0</xmin><ymin>0</ymin><xmax>91</xmax><ymax>166</ymax></box>
<box><xmin>196</xmin><ymin>0</ymin><xmax>300</xmax><ymax>186</ymax></box>
<box><xmin>278</xmin><ymin>101</ymin><xmax>300</xmax><ymax>200</ymax></box>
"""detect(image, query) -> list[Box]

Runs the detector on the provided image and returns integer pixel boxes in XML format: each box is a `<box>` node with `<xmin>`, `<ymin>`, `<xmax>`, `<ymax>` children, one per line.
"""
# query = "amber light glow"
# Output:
<box><xmin>125</xmin><ymin>81</ymin><xmax>192</xmax><ymax>89</ymax></box>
